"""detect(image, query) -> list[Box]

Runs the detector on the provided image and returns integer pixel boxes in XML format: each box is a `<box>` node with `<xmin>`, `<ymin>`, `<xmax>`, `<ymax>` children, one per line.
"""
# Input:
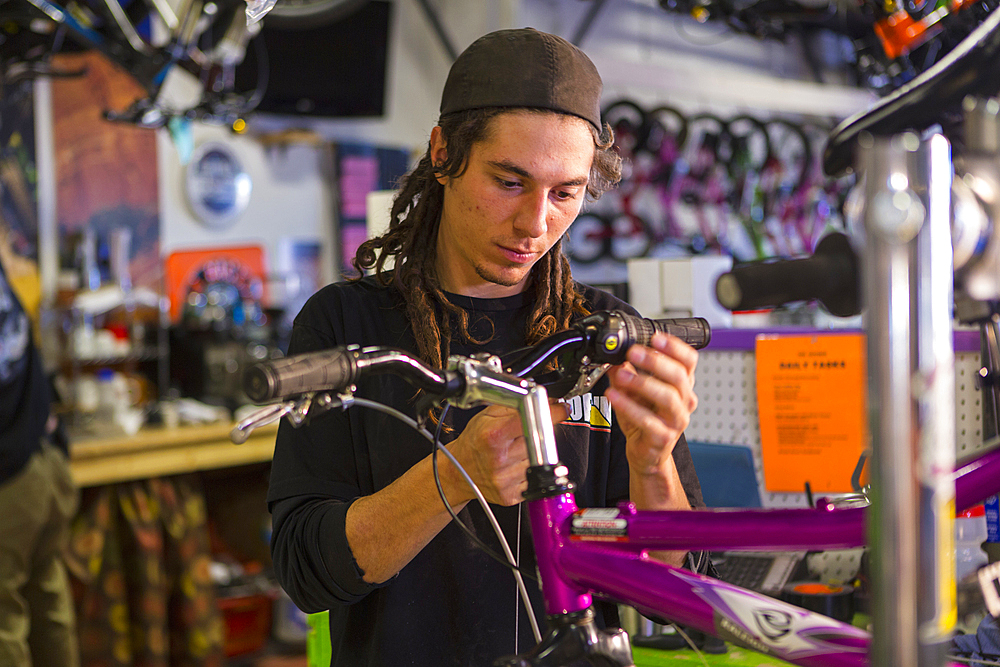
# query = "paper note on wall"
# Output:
<box><xmin>339</xmin><ymin>154</ymin><xmax>379</xmax><ymax>220</ymax></box>
<box><xmin>755</xmin><ymin>333</ymin><xmax>867</xmax><ymax>493</ymax></box>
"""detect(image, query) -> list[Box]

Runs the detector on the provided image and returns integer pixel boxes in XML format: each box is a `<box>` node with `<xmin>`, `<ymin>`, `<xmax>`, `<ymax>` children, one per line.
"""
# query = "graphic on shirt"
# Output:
<box><xmin>562</xmin><ymin>392</ymin><xmax>612</xmax><ymax>432</ymax></box>
<box><xmin>0</xmin><ymin>274</ymin><xmax>30</xmax><ymax>384</ymax></box>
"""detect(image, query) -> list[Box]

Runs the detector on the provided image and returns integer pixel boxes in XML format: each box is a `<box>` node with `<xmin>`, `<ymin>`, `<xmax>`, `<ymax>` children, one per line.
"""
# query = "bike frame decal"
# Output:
<box><xmin>570</xmin><ymin>508</ymin><xmax>628</xmax><ymax>541</ymax></box>
<box><xmin>669</xmin><ymin>568</ymin><xmax>868</xmax><ymax>660</ymax></box>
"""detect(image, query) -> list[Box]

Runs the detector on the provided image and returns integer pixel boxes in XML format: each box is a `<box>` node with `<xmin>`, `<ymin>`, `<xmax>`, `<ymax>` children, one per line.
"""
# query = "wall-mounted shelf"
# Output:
<box><xmin>69</xmin><ymin>422</ymin><xmax>278</xmax><ymax>487</ymax></box>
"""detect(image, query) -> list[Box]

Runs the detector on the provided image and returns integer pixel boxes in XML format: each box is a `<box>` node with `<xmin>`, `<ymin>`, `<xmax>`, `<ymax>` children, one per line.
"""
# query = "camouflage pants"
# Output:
<box><xmin>0</xmin><ymin>443</ymin><xmax>79</xmax><ymax>667</ymax></box>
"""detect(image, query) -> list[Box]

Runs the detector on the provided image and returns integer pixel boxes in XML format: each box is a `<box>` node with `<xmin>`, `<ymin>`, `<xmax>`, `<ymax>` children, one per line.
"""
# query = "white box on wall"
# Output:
<box><xmin>366</xmin><ymin>190</ymin><xmax>395</xmax><ymax>240</ymax></box>
<box><xmin>627</xmin><ymin>255</ymin><xmax>734</xmax><ymax>328</ymax></box>
<box><xmin>365</xmin><ymin>190</ymin><xmax>397</xmax><ymax>272</ymax></box>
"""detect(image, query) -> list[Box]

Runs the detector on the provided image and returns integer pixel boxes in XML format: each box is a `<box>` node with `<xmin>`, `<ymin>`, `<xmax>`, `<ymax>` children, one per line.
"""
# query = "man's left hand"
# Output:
<box><xmin>605</xmin><ymin>332</ymin><xmax>699</xmax><ymax>479</ymax></box>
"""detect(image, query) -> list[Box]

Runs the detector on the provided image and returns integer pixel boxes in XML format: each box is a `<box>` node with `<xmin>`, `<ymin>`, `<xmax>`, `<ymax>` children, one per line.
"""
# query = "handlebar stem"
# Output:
<box><xmin>448</xmin><ymin>355</ymin><xmax>560</xmax><ymax>467</ymax></box>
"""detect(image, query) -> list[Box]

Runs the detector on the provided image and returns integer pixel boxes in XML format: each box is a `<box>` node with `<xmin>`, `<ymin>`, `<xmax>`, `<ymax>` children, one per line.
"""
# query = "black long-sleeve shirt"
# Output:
<box><xmin>267</xmin><ymin>277</ymin><xmax>704</xmax><ymax>666</ymax></box>
<box><xmin>0</xmin><ymin>258</ymin><xmax>50</xmax><ymax>483</ymax></box>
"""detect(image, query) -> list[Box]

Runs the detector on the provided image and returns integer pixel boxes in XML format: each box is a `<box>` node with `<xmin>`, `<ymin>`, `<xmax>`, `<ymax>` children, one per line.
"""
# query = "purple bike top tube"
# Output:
<box><xmin>519</xmin><ymin>446</ymin><xmax>1000</xmax><ymax>666</ymax></box>
<box><xmin>957</xmin><ymin>445</ymin><xmax>1000</xmax><ymax>510</ymax></box>
<box><xmin>618</xmin><ymin>503</ymin><xmax>865</xmax><ymax>551</ymax></box>
<box><xmin>529</xmin><ymin>443</ymin><xmax>995</xmax><ymax>562</ymax></box>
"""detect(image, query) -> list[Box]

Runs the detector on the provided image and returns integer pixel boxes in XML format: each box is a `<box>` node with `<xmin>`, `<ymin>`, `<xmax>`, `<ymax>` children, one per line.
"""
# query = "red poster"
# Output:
<box><xmin>164</xmin><ymin>246</ymin><xmax>266</xmax><ymax>322</ymax></box>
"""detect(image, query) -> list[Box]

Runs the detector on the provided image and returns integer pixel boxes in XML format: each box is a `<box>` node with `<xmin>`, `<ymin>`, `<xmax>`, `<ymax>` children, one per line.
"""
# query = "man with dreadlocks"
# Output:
<box><xmin>267</xmin><ymin>27</ymin><xmax>705</xmax><ymax>666</ymax></box>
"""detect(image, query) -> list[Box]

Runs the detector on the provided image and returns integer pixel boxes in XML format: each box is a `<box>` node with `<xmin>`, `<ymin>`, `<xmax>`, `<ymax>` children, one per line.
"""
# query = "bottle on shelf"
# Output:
<box><xmin>956</xmin><ymin>504</ymin><xmax>989</xmax><ymax>581</ymax></box>
<box><xmin>53</xmin><ymin>225</ymin><xmax>168</xmax><ymax>434</ymax></box>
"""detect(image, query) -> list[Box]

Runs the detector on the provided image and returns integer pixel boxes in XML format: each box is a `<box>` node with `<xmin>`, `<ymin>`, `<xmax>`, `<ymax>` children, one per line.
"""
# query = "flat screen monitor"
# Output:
<box><xmin>233</xmin><ymin>0</ymin><xmax>392</xmax><ymax>118</ymax></box>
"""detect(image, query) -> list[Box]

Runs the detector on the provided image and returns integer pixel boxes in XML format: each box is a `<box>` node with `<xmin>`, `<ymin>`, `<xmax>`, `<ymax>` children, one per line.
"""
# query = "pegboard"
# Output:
<box><xmin>686</xmin><ymin>347</ymin><xmax>984</xmax><ymax>583</ymax></box>
<box><xmin>688</xmin><ymin>348</ymin><xmax>984</xmax><ymax>507</ymax></box>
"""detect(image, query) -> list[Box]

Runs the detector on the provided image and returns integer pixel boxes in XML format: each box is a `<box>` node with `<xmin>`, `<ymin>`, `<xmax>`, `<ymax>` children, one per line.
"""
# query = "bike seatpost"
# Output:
<box><xmin>860</xmin><ymin>132</ymin><xmax>956</xmax><ymax>667</ymax></box>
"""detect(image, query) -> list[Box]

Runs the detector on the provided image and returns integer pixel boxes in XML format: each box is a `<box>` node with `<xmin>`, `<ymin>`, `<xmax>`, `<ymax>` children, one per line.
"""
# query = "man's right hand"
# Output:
<box><xmin>345</xmin><ymin>400</ymin><xmax>567</xmax><ymax>584</ymax></box>
<box><xmin>446</xmin><ymin>402</ymin><xmax>568</xmax><ymax>506</ymax></box>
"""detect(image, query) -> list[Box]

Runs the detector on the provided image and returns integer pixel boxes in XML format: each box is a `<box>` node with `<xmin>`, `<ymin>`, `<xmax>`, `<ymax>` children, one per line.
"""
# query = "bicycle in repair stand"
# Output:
<box><xmin>232</xmin><ymin>5</ymin><xmax>1000</xmax><ymax>664</ymax></box>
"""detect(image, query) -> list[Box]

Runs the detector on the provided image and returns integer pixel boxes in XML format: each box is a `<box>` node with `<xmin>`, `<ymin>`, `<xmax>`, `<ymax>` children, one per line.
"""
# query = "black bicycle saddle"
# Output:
<box><xmin>823</xmin><ymin>4</ymin><xmax>1000</xmax><ymax>177</ymax></box>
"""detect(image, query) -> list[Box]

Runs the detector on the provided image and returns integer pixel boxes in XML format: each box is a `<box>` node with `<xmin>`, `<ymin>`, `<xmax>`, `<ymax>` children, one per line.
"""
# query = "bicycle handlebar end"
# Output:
<box><xmin>243</xmin><ymin>347</ymin><xmax>358</xmax><ymax>403</ymax></box>
<box><xmin>581</xmin><ymin>312</ymin><xmax>712</xmax><ymax>366</ymax></box>
<box><xmin>243</xmin><ymin>362</ymin><xmax>279</xmax><ymax>403</ymax></box>
<box><xmin>712</xmin><ymin>232</ymin><xmax>859</xmax><ymax>317</ymax></box>
<box><xmin>715</xmin><ymin>273</ymin><xmax>742</xmax><ymax>311</ymax></box>
<box><xmin>649</xmin><ymin>315</ymin><xmax>712</xmax><ymax>350</ymax></box>
<box><xmin>230</xmin><ymin>424</ymin><xmax>251</xmax><ymax>445</ymax></box>
<box><xmin>617</xmin><ymin>312</ymin><xmax>712</xmax><ymax>351</ymax></box>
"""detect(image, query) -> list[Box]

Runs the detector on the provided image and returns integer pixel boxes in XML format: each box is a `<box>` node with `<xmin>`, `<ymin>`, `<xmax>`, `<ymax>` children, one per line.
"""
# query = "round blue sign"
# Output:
<box><xmin>185</xmin><ymin>142</ymin><xmax>252</xmax><ymax>228</ymax></box>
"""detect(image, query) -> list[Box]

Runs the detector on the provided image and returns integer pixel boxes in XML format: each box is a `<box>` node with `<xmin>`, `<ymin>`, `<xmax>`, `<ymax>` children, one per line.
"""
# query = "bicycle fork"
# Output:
<box><xmin>446</xmin><ymin>355</ymin><xmax>634</xmax><ymax>667</ymax></box>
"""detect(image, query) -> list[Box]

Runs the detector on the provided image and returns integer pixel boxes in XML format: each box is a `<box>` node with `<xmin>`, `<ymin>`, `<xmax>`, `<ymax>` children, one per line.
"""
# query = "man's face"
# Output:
<box><xmin>431</xmin><ymin>110</ymin><xmax>595</xmax><ymax>298</ymax></box>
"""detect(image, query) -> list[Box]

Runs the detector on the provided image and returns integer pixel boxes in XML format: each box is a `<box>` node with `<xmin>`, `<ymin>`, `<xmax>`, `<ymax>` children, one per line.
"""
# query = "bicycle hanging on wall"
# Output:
<box><xmin>0</xmin><ymin>0</ymin><xmax>368</xmax><ymax>127</ymax></box>
<box><xmin>563</xmin><ymin>100</ymin><xmax>855</xmax><ymax>265</ymax></box>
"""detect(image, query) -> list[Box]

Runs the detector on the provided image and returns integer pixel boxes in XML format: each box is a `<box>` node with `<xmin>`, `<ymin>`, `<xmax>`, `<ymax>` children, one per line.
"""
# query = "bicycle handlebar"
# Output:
<box><xmin>242</xmin><ymin>311</ymin><xmax>711</xmax><ymax>404</ymax></box>
<box><xmin>623</xmin><ymin>314</ymin><xmax>711</xmax><ymax>350</ymax></box>
<box><xmin>714</xmin><ymin>231</ymin><xmax>860</xmax><ymax>317</ymax></box>
<box><xmin>244</xmin><ymin>347</ymin><xmax>358</xmax><ymax>403</ymax></box>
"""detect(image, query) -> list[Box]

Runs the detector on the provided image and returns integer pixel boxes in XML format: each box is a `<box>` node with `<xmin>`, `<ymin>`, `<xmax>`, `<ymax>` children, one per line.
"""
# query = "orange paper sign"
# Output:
<box><xmin>755</xmin><ymin>333</ymin><xmax>867</xmax><ymax>493</ymax></box>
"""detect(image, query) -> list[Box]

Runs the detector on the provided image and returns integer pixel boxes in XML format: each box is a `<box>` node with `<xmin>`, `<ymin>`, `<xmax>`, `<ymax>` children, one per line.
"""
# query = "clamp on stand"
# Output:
<box><xmin>493</xmin><ymin>608</ymin><xmax>634</xmax><ymax>667</ymax></box>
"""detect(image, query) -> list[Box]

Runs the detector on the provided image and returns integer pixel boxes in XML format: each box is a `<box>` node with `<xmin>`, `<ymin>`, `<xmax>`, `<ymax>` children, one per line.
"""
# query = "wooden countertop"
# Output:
<box><xmin>69</xmin><ymin>422</ymin><xmax>279</xmax><ymax>487</ymax></box>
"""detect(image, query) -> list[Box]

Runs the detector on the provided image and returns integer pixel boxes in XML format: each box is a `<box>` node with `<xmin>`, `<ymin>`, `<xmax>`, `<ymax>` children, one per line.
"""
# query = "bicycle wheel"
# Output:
<box><xmin>565</xmin><ymin>213</ymin><xmax>611</xmax><ymax>264</ymax></box>
<box><xmin>266</xmin><ymin>0</ymin><xmax>369</xmax><ymax>28</ymax></box>
<box><xmin>602</xmin><ymin>99</ymin><xmax>648</xmax><ymax>160</ymax></box>
<box><xmin>609</xmin><ymin>213</ymin><xmax>653</xmax><ymax>261</ymax></box>
<box><xmin>765</xmin><ymin>118</ymin><xmax>813</xmax><ymax>194</ymax></box>
<box><xmin>719</xmin><ymin>115</ymin><xmax>771</xmax><ymax>174</ymax></box>
<box><xmin>643</xmin><ymin>105</ymin><xmax>689</xmax><ymax>159</ymax></box>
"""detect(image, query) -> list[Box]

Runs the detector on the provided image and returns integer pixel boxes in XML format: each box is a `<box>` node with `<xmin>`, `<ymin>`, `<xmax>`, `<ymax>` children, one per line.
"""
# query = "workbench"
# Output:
<box><xmin>68</xmin><ymin>422</ymin><xmax>278</xmax><ymax>487</ymax></box>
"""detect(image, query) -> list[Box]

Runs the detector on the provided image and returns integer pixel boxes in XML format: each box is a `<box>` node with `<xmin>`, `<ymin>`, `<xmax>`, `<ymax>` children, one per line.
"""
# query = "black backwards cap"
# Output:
<box><xmin>439</xmin><ymin>28</ymin><xmax>603</xmax><ymax>132</ymax></box>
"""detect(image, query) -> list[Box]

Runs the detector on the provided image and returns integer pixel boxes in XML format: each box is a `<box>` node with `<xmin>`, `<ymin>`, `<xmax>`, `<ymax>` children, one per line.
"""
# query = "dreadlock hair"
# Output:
<box><xmin>353</xmin><ymin>107</ymin><xmax>622</xmax><ymax>369</ymax></box>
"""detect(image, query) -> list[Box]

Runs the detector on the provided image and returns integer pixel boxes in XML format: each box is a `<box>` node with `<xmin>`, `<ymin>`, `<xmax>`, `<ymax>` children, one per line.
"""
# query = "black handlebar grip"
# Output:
<box><xmin>243</xmin><ymin>348</ymin><xmax>357</xmax><ymax>403</ymax></box>
<box><xmin>714</xmin><ymin>232</ymin><xmax>859</xmax><ymax>318</ymax></box>
<box><xmin>621</xmin><ymin>314</ymin><xmax>712</xmax><ymax>350</ymax></box>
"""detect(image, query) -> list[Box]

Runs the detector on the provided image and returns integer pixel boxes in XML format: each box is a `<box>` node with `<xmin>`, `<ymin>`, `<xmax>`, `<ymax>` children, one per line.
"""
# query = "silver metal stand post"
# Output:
<box><xmin>860</xmin><ymin>131</ymin><xmax>956</xmax><ymax>667</ymax></box>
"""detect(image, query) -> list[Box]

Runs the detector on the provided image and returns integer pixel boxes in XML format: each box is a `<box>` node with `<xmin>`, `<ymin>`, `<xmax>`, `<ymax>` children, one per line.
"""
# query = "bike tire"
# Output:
<box><xmin>265</xmin><ymin>0</ymin><xmax>370</xmax><ymax>28</ymax></box>
<box><xmin>565</xmin><ymin>213</ymin><xmax>611</xmax><ymax>264</ymax></box>
<box><xmin>643</xmin><ymin>104</ymin><xmax>689</xmax><ymax>158</ymax></box>
<box><xmin>765</xmin><ymin>118</ymin><xmax>814</xmax><ymax>194</ymax></box>
<box><xmin>602</xmin><ymin>98</ymin><xmax>649</xmax><ymax>159</ymax></box>
<box><xmin>609</xmin><ymin>213</ymin><xmax>654</xmax><ymax>261</ymax></box>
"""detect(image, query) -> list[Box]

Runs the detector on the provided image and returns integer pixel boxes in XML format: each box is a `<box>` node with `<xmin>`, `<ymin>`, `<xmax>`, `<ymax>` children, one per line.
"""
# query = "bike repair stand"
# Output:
<box><xmin>859</xmin><ymin>131</ymin><xmax>955</xmax><ymax>667</ymax></box>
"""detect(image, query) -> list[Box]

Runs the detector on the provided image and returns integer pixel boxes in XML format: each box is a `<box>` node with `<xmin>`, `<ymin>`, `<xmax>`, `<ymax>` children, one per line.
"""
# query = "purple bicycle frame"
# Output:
<box><xmin>524</xmin><ymin>444</ymin><xmax>1000</xmax><ymax>667</ymax></box>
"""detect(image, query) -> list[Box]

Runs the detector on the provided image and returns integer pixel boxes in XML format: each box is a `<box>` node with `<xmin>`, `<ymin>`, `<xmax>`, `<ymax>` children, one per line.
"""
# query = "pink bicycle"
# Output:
<box><xmin>231</xmin><ymin>302</ymin><xmax>994</xmax><ymax>666</ymax></box>
<box><xmin>232</xmin><ymin>5</ymin><xmax>1000</xmax><ymax>662</ymax></box>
